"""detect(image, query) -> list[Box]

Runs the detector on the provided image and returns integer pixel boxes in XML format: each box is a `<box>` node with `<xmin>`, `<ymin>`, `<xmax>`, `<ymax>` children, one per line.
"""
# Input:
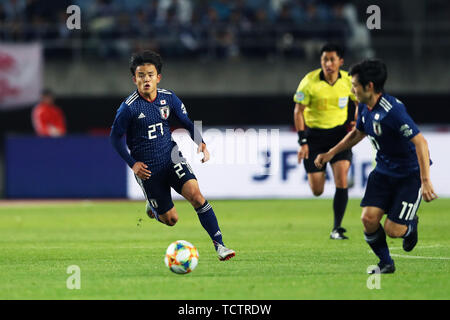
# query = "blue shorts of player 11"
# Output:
<box><xmin>252</xmin><ymin>149</ymin><xmax>373</xmax><ymax>188</ymax></box>
<box><xmin>361</xmin><ymin>170</ymin><xmax>422</xmax><ymax>225</ymax></box>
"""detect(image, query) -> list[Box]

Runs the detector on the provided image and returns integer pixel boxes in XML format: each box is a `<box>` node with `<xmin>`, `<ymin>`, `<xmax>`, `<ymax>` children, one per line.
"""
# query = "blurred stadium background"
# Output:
<box><xmin>1</xmin><ymin>0</ymin><xmax>450</xmax><ymax>200</ymax></box>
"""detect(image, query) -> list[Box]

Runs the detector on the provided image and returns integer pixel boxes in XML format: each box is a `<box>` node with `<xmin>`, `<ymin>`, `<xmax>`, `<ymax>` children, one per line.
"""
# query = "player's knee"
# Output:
<box><xmin>168</xmin><ymin>217</ymin><xmax>178</xmax><ymax>226</ymax></box>
<box><xmin>162</xmin><ymin>210</ymin><xmax>178</xmax><ymax>226</ymax></box>
<box><xmin>361</xmin><ymin>213</ymin><xmax>378</xmax><ymax>228</ymax></box>
<box><xmin>312</xmin><ymin>188</ymin><xmax>324</xmax><ymax>197</ymax></box>
<box><xmin>166</xmin><ymin>215</ymin><xmax>178</xmax><ymax>226</ymax></box>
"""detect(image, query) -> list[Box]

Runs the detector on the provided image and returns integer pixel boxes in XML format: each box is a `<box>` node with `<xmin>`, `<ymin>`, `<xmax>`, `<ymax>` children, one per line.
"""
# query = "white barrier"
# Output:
<box><xmin>127</xmin><ymin>130</ymin><xmax>449</xmax><ymax>199</ymax></box>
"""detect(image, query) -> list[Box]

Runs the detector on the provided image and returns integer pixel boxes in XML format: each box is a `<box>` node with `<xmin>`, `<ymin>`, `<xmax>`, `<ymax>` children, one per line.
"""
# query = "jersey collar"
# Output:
<box><xmin>319</xmin><ymin>70</ymin><xmax>342</xmax><ymax>86</ymax></box>
<box><xmin>368</xmin><ymin>93</ymin><xmax>384</xmax><ymax>112</ymax></box>
<box><xmin>137</xmin><ymin>89</ymin><xmax>158</xmax><ymax>103</ymax></box>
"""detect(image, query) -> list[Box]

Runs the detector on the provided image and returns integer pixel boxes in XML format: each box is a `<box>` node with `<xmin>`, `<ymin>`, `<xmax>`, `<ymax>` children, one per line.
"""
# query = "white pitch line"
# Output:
<box><xmin>367</xmin><ymin>245</ymin><xmax>450</xmax><ymax>260</ymax></box>
<box><xmin>390</xmin><ymin>254</ymin><xmax>450</xmax><ymax>260</ymax></box>
<box><xmin>367</xmin><ymin>245</ymin><xmax>443</xmax><ymax>253</ymax></box>
<box><xmin>388</xmin><ymin>245</ymin><xmax>442</xmax><ymax>250</ymax></box>
<box><xmin>1</xmin><ymin>246</ymin><xmax>152</xmax><ymax>250</ymax></box>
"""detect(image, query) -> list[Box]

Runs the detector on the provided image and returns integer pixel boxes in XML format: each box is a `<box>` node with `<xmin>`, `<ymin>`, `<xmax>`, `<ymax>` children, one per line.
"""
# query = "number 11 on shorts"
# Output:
<box><xmin>399</xmin><ymin>201</ymin><xmax>414</xmax><ymax>220</ymax></box>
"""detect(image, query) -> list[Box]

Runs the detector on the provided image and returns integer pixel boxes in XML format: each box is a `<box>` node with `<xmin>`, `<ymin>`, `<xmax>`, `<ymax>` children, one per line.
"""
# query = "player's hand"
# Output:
<box><xmin>197</xmin><ymin>143</ymin><xmax>210</xmax><ymax>163</ymax></box>
<box><xmin>297</xmin><ymin>144</ymin><xmax>309</xmax><ymax>164</ymax></box>
<box><xmin>314</xmin><ymin>152</ymin><xmax>333</xmax><ymax>169</ymax></box>
<box><xmin>132</xmin><ymin>162</ymin><xmax>152</xmax><ymax>180</ymax></box>
<box><xmin>421</xmin><ymin>180</ymin><xmax>438</xmax><ymax>202</ymax></box>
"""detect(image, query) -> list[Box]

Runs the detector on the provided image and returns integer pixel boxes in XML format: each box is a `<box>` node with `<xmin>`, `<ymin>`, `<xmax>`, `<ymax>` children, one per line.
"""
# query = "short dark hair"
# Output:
<box><xmin>129</xmin><ymin>50</ymin><xmax>163</xmax><ymax>76</ymax></box>
<box><xmin>349</xmin><ymin>59</ymin><xmax>387</xmax><ymax>93</ymax></box>
<box><xmin>320</xmin><ymin>43</ymin><xmax>344</xmax><ymax>58</ymax></box>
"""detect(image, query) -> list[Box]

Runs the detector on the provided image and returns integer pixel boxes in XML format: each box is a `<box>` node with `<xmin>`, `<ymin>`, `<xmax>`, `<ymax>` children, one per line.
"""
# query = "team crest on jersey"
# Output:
<box><xmin>159</xmin><ymin>106</ymin><xmax>170</xmax><ymax>119</ymax></box>
<box><xmin>372</xmin><ymin>121</ymin><xmax>382</xmax><ymax>136</ymax></box>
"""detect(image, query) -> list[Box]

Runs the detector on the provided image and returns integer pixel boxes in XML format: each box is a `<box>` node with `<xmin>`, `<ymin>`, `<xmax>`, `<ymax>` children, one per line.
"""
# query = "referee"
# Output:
<box><xmin>293</xmin><ymin>43</ymin><xmax>357</xmax><ymax>240</ymax></box>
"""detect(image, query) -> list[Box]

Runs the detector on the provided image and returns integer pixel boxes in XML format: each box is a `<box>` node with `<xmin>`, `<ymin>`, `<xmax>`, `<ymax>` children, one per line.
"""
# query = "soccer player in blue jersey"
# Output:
<box><xmin>110</xmin><ymin>50</ymin><xmax>235</xmax><ymax>261</ymax></box>
<box><xmin>314</xmin><ymin>59</ymin><xmax>437</xmax><ymax>274</ymax></box>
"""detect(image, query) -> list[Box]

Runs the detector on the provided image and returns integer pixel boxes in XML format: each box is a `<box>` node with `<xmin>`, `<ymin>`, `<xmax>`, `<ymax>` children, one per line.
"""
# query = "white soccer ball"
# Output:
<box><xmin>164</xmin><ymin>240</ymin><xmax>199</xmax><ymax>274</ymax></box>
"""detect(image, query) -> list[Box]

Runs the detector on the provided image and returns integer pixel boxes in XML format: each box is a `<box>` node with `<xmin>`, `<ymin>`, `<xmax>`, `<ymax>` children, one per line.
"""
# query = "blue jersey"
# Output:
<box><xmin>110</xmin><ymin>88</ymin><xmax>201</xmax><ymax>173</ymax></box>
<box><xmin>356</xmin><ymin>93</ymin><xmax>421</xmax><ymax>177</ymax></box>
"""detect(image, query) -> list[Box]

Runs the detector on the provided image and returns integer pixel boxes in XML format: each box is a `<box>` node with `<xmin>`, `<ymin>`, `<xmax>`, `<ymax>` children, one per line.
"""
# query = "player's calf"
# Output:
<box><xmin>181</xmin><ymin>180</ymin><xmax>205</xmax><ymax>208</ymax></box>
<box><xmin>307</xmin><ymin>173</ymin><xmax>325</xmax><ymax>196</ymax></box>
<box><xmin>384</xmin><ymin>219</ymin><xmax>408</xmax><ymax>238</ymax></box>
<box><xmin>186</xmin><ymin>192</ymin><xmax>205</xmax><ymax>209</ymax></box>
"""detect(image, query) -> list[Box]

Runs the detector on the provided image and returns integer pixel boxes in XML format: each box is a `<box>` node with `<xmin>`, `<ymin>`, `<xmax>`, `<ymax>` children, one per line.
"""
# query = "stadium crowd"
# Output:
<box><xmin>0</xmin><ymin>0</ymin><xmax>368</xmax><ymax>59</ymax></box>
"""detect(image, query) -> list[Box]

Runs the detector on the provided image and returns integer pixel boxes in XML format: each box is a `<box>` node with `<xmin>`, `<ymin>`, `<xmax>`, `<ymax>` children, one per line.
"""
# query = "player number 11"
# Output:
<box><xmin>399</xmin><ymin>201</ymin><xmax>414</xmax><ymax>220</ymax></box>
<box><xmin>148</xmin><ymin>123</ymin><xmax>164</xmax><ymax>139</ymax></box>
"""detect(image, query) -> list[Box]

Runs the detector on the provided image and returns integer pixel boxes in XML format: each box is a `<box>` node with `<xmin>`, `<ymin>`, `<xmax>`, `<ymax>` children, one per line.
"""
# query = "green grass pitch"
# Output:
<box><xmin>0</xmin><ymin>199</ymin><xmax>449</xmax><ymax>300</ymax></box>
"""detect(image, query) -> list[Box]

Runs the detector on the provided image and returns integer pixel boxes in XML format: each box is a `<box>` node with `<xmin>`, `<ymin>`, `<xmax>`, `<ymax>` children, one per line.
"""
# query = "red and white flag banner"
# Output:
<box><xmin>0</xmin><ymin>43</ymin><xmax>43</xmax><ymax>110</ymax></box>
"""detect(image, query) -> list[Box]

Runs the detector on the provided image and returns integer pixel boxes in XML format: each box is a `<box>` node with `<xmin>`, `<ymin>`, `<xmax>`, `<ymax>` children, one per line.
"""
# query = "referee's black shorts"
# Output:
<box><xmin>303</xmin><ymin>125</ymin><xmax>352</xmax><ymax>173</ymax></box>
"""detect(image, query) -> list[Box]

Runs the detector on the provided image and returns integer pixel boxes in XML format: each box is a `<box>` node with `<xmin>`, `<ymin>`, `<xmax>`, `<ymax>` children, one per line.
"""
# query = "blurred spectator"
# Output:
<box><xmin>31</xmin><ymin>89</ymin><xmax>67</xmax><ymax>137</ymax></box>
<box><xmin>337</xmin><ymin>2</ymin><xmax>375</xmax><ymax>59</ymax></box>
<box><xmin>0</xmin><ymin>0</ymin><xmax>372</xmax><ymax>60</ymax></box>
<box><xmin>242</xmin><ymin>7</ymin><xmax>275</xmax><ymax>57</ymax></box>
<box><xmin>157</xmin><ymin>0</ymin><xmax>192</xmax><ymax>25</ymax></box>
<box><xmin>3</xmin><ymin>0</ymin><xmax>26</xmax><ymax>22</ymax></box>
<box><xmin>210</xmin><ymin>0</ymin><xmax>232</xmax><ymax>21</ymax></box>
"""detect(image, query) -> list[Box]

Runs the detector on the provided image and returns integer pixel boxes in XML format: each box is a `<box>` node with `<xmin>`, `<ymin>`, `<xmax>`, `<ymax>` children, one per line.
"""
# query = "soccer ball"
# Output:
<box><xmin>164</xmin><ymin>240</ymin><xmax>199</xmax><ymax>274</ymax></box>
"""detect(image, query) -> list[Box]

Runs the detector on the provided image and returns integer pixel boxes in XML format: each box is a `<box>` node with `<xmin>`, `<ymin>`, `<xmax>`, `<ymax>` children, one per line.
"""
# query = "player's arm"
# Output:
<box><xmin>293</xmin><ymin>76</ymin><xmax>311</xmax><ymax>164</ymax></box>
<box><xmin>349</xmin><ymin>101</ymin><xmax>359</xmax><ymax>128</ymax></box>
<box><xmin>314</xmin><ymin>128</ymin><xmax>366</xmax><ymax>169</ymax></box>
<box><xmin>294</xmin><ymin>103</ymin><xmax>309</xmax><ymax>163</ymax></box>
<box><xmin>110</xmin><ymin>104</ymin><xmax>151</xmax><ymax>179</ymax></box>
<box><xmin>171</xmin><ymin>95</ymin><xmax>209</xmax><ymax>163</ymax></box>
<box><xmin>411</xmin><ymin>133</ymin><xmax>438</xmax><ymax>202</ymax></box>
<box><xmin>348</xmin><ymin>85</ymin><xmax>359</xmax><ymax>128</ymax></box>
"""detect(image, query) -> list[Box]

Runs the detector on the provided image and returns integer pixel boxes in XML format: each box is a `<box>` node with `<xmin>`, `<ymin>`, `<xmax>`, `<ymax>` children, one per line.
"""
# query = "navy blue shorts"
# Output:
<box><xmin>135</xmin><ymin>161</ymin><xmax>197</xmax><ymax>215</ymax></box>
<box><xmin>304</xmin><ymin>125</ymin><xmax>352</xmax><ymax>173</ymax></box>
<box><xmin>360</xmin><ymin>170</ymin><xmax>422</xmax><ymax>225</ymax></box>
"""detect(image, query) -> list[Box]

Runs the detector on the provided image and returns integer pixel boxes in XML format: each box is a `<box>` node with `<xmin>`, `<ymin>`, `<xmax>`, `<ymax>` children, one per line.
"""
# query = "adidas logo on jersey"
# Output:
<box><xmin>138</xmin><ymin>113</ymin><xmax>146</xmax><ymax>119</ymax></box>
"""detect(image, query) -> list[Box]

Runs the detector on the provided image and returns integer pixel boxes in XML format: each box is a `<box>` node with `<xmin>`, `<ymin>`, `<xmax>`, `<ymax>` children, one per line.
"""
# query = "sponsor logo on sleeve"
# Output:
<box><xmin>295</xmin><ymin>91</ymin><xmax>305</xmax><ymax>102</ymax></box>
<box><xmin>181</xmin><ymin>103</ymin><xmax>187</xmax><ymax>114</ymax></box>
<box><xmin>400</xmin><ymin>124</ymin><xmax>413</xmax><ymax>137</ymax></box>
